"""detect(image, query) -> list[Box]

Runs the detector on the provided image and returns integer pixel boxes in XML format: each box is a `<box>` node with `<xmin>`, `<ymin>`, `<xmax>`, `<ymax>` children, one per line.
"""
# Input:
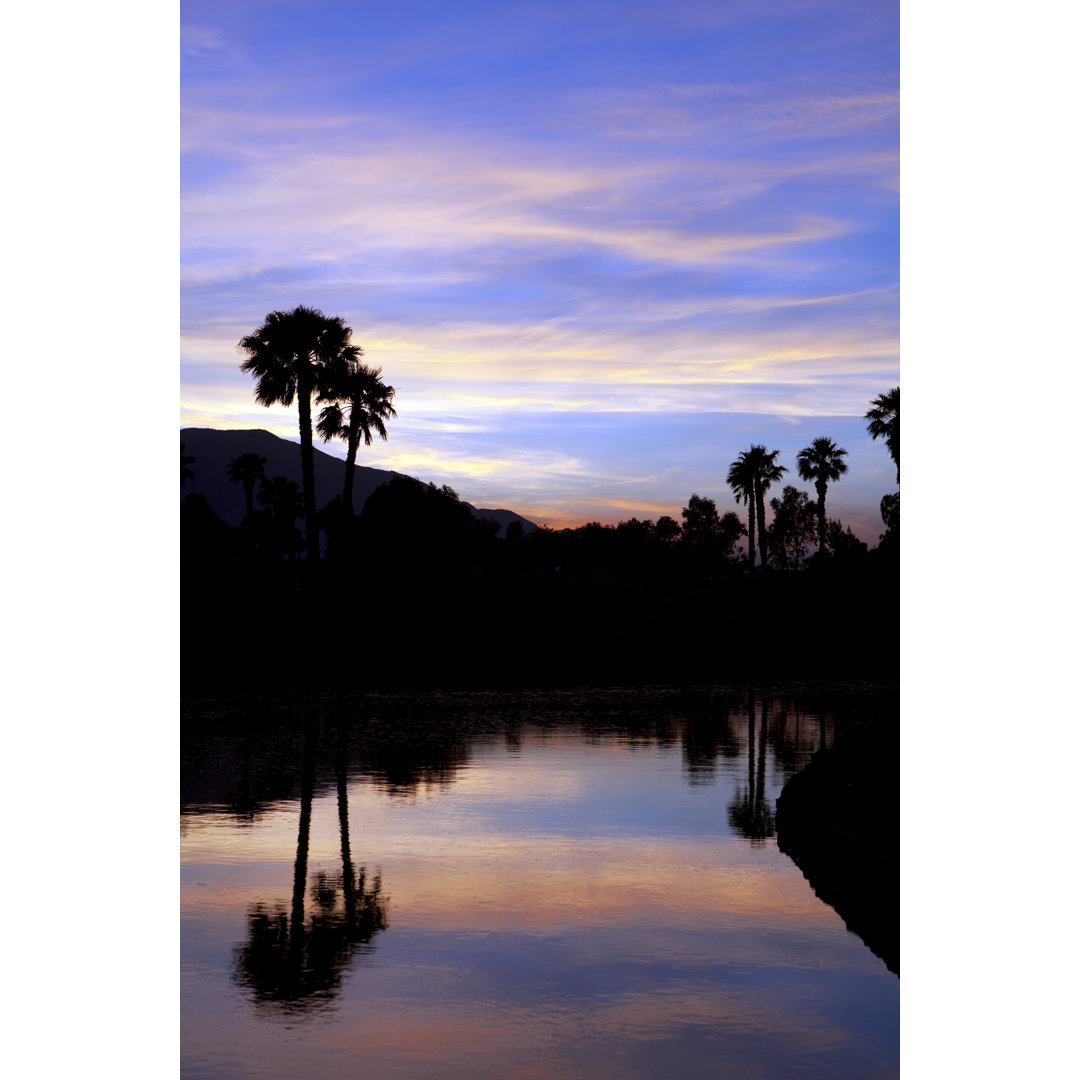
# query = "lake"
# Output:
<box><xmin>181</xmin><ymin>686</ymin><xmax>898</xmax><ymax>1079</ymax></box>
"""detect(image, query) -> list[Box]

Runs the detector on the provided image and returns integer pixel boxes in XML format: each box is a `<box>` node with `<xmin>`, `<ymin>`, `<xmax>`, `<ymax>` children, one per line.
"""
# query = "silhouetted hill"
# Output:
<box><xmin>180</xmin><ymin>428</ymin><xmax>537</xmax><ymax>537</ymax></box>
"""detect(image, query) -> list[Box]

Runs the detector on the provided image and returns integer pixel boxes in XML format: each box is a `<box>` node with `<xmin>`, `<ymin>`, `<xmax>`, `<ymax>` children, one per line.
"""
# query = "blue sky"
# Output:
<box><xmin>181</xmin><ymin>0</ymin><xmax>899</xmax><ymax>538</ymax></box>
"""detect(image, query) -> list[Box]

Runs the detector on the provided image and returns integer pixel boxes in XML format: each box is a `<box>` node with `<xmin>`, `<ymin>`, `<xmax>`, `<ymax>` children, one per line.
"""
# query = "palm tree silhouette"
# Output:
<box><xmin>796</xmin><ymin>437</ymin><xmax>849</xmax><ymax>557</ymax></box>
<box><xmin>727</xmin><ymin>451</ymin><xmax>757</xmax><ymax>572</ymax></box>
<box><xmin>232</xmin><ymin>720</ymin><xmax>388</xmax><ymax>1012</ymax></box>
<box><xmin>181</xmin><ymin>443</ymin><xmax>196</xmax><ymax>486</ymax></box>
<box><xmin>865</xmin><ymin>387</ymin><xmax>899</xmax><ymax>483</ymax></box>
<box><xmin>316</xmin><ymin>361</ymin><xmax>397</xmax><ymax>514</ymax></box>
<box><xmin>227</xmin><ymin>452</ymin><xmax>269</xmax><ymax>520</ymax></box>
<box><xmin>727</xmin><ymin>692</ymin><xmax>775</xmax><ymax>844</ymax></box>
<box><xmin>238</xmin><ymin>306</ymin><xmax>362</xmax><ymax>573</ymax></box>
<box><xmin>747</xmin><ymin>445</ymin><xmax>786</xmax><ymax>571</ymax></box>
<box><xmin>258</xmin><ymin>475</ymin><xmax>302</xmax><ymax>521</ymax></box>
<box><xmin>290</xmin><ymin>718</ymin><xmax>319</xmax><ymax>956</ymax></box>
<box><xmin>258</xmin><ymin>475</ymin><xmax>304</xmax><ymax>561</ymax></box>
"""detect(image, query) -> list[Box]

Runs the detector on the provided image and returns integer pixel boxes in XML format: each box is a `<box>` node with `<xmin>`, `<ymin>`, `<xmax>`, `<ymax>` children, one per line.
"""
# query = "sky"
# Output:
<box><xmin>180</xmin><ymin>0</ymin><xmax>899</xmax><ymax>540</ymax></box>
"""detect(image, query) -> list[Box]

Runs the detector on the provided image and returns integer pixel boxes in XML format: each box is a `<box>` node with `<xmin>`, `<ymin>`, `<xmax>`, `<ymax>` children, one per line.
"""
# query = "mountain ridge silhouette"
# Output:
<box><xmin>180</xmin><ymin>427</ymin><xmax>537</xmax><ymax>537</ymax></box>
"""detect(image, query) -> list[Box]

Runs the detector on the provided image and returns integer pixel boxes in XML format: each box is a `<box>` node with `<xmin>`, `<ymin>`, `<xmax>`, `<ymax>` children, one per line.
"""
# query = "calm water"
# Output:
<box><xmin>181</xmin><ymin>687</ymin><xmax>898</xmax><ymax>1079</ymax></box>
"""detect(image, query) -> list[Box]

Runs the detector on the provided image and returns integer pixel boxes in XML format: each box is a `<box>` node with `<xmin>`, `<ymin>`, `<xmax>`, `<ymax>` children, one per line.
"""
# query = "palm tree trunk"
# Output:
<box><xmin>336</xmin><ymin>748</ymin><xmax>356</xmax><ymax>926</ymax></box>
<box><xmin>241</xmin><ymin>481</ymin><xmax>257</xmax><ymax>567</ymax></box>
<box><xmin>817</xmin><ymin>479</ymin><xmax>827</xmax><ymax>555</ymax></box>
<box><xmin>296</xmin><ymin>373</ymin><xmax>320</xmax><ymax>573</ymax></box>
<box><xmin>755</xmin><ymin>696</ymin><xmax>768</xmax><ymax>827</ymax></box>
<box><xmin>291</xmin><ymin>719</ymin><xmax>318</xmax><ymax>953</ymax></box>
<box><xmin>756</xmin><ymin>486</ymin><xmax>768</xmax><ymax>570</ymax></box>
<box><xmin>342</xmin><ymin>423</ymin><xmax>360</xmax><ymax>514</ymax></box>
<box><xmin>746</xmin><ymin>691</ymin><xmax>756</xmax><ymax>806</ymax></box>
<box><xmin>747</xmin><ymin>496</ymin><xmax>756</xmax><ymax>572</ymax></box>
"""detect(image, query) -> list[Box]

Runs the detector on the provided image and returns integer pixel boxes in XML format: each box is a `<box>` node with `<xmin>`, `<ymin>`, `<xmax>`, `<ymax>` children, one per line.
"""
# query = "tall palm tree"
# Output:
<box><xmin>796</xmin><ymin>437</ymin><xmax>849</xmax><ymax>556</ymax></box>
<box><xmin>865</xmin><ymin>387</ymin><xmax>899</xmax><ymax>483</ymax></box>
<box><xmin>227</xmin><ymin>452</ymin><xmax>268</xmax><ymax>520</ymax></box>
<box><xmin>238</xmin><ymin>306</ymin><xmax>361</xmax><ymax>572</ymax></box>
<box><xmin>316</xmin><ymin>362</ymin><xmax>397</xmax><ymax>514</ymax></box>
<box><xmin>746</xmin><ymin>445</ymin><xmax>786</xmax><ymax>571</ymax></box>
<box><xmin>727</xmin><ymin>451</ymin><xmax>757</xmax><ymax>571</ymax></box>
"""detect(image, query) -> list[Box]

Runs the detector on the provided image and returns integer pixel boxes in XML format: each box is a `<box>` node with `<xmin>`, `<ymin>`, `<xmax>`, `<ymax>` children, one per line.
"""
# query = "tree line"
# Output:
<box><xmin>181</xmin><ymin>305</ymin><xmax>899</xmax><ymax>579</ymax></box>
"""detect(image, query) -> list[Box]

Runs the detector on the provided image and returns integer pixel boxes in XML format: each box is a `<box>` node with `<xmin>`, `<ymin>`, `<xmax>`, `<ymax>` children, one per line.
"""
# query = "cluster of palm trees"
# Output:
<box><xmin>724</xmin><ymin>387</ymin><xmax>899</xmax><ymax>568</ymax></box>
<box><xmin>238</xmin><ymin>306</ymin><xmax>396</xmax><ymax>573</ymax></box>
<box><xmin>226</xmin><ymin>453</ymin><xmax>305</xmax><ymax>540</ymax></box>
<box><xmin>726</xmin><ymin>445</ymin><xmax>787</xmax><ymax>571</ymax></box>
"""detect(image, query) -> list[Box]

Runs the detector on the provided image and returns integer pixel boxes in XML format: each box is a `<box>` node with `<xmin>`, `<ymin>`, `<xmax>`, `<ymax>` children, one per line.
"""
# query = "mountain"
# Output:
<box><xmin>180</xmin><ymin>428</ymin><xmax>538</xmax><ymax>537</ymax></box>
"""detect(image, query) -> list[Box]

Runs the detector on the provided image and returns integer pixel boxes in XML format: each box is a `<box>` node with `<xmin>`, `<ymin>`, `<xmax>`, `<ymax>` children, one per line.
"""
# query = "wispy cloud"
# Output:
<box><xmin>184</xmin><ymin>314</ymin><xmax>896</xmax><ymax>419</ymax></box>
<box><xmin>181</xmin><ymin>125</ymin><xmax>858</xmax><ymax>289</ymax></box>
<box><xmin>570</xmin><ymin>82</ymin><xmax>899</xmax><ymax>143</ymax></box>
<box><xmin>180</xmin><ymin>26</ymin><xmax>227</xmax><ymax>56</ymax></box>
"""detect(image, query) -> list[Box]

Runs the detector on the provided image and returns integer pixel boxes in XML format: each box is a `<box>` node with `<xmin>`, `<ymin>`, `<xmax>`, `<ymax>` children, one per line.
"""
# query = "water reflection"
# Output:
<box><xmin>231</xmin><ymin>721</ymin><xmax>389</xmax><ymax>1013</ymax></box>
<box><xmin>726</xmin><ymin>692</ymin><xmax>776</xmax><ymax>844</ymax></box>
<box><xmin>182</xmin><ymin>688</ymin><xmax>896</xmax><ymax>1076</ymax></box>
<box><xmin>182</xmin><ymin>688</ymin><xmax>896</xmax><ymax>1078</ymax></box>
<box><xmin>181</xmin><ymin>688</ymin><xmax>848</xmax><ymax>824</ymax></box>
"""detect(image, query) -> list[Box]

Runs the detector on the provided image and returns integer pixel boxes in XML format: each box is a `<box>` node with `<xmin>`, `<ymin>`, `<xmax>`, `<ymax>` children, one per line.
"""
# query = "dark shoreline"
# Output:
<box><xmin>776</xmin><ymin>720</ymin><xmax>899</xmax><ymax>975</ymax></box>
<box><xmin>183</xmin><ymin>561</ymin><xmax>898</xmax><ymax>698</ymax></box>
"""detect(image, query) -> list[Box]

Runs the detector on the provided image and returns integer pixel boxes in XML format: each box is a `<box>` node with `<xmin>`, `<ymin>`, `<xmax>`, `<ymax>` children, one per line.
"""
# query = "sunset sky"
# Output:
<box><xmin>180</xmin><ymin>0</ymin><xmax>899</xmax><ymax>538</ymax></box>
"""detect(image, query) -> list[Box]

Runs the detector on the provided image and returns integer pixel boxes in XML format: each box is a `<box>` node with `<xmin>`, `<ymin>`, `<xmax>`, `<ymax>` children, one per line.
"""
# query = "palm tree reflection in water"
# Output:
<box><xmin>727</xmin><ymin>692</ymin><xmax>777</xmax><ymax>845</ymax></box>
<box><xmin>233</xmin><ymin>720</ymin><xmax>389</xmax><ymax>1012</ymax></box>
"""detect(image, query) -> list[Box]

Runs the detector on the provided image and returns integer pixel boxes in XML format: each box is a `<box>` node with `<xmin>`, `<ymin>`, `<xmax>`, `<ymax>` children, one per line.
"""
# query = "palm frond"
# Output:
<box><xmin>865</xmin><ymin>387</ymin><xmax>899</xmax><ymax>481</ymax></box>
<box><xmin>796</xmin><ymin>437</ymin><xmax>848</xmax><ymax>484</ymax></box>
<box><xmin>747</xmin><ymin>444</ymin><xmax>786</xmax><ymax>494</ymax></box>
<box><xmin>227</xmin><ymin>453</ymin><xmax>268</xmax><ymax>484</ymax></box>
<box><xmin>726</xmin><ymin>452</ymin><xmax>754</xmax><ymax>503</ymax></box>
<box><xmin>317</xmin><ymin>403</ymin><xmax>346</xmax><ymax>443</ymax></box>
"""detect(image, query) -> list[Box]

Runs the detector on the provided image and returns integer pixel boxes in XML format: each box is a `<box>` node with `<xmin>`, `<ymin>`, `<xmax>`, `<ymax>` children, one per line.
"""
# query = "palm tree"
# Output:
<box><xmin>727</xmin><ymin>451</ymin><xmax>757</xmax><ymax>571</ymax></box>
<box><xmin>796</xmin><ymin>437</ymin><xmax>849</xmax><ymax>556</ymax></box>
<box><xmin>227</xmin><ymin>452</ymin><xmax>268</xmax><ymax>520</ymax></box>
<box><xmin>258</xmin><ymin>475</ymin><xmax>303</xmax><ymax>522</ymax></box>
<box><xmin>865</xmin><ymin>387</ymin><xmax>899</xmax><ymax>483</ymax></box>
<box><xmin>258</xmin><ymin>475</ymin><xmax>304</xmax><ymax>562</ymax></box>
<box><xmin>746</xmin><ymin>445</ymin><xmax>786</xmax><ymax>571</ymax></box>
<box><xmin>238</xmin><ymin>306</ymin><xmax>361</xmax><ymax>572</ymax></box>
<box><xmin>316</xmin><ymin>362</ymin><xmax>397</xmax><ymax>514</ymax></box>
